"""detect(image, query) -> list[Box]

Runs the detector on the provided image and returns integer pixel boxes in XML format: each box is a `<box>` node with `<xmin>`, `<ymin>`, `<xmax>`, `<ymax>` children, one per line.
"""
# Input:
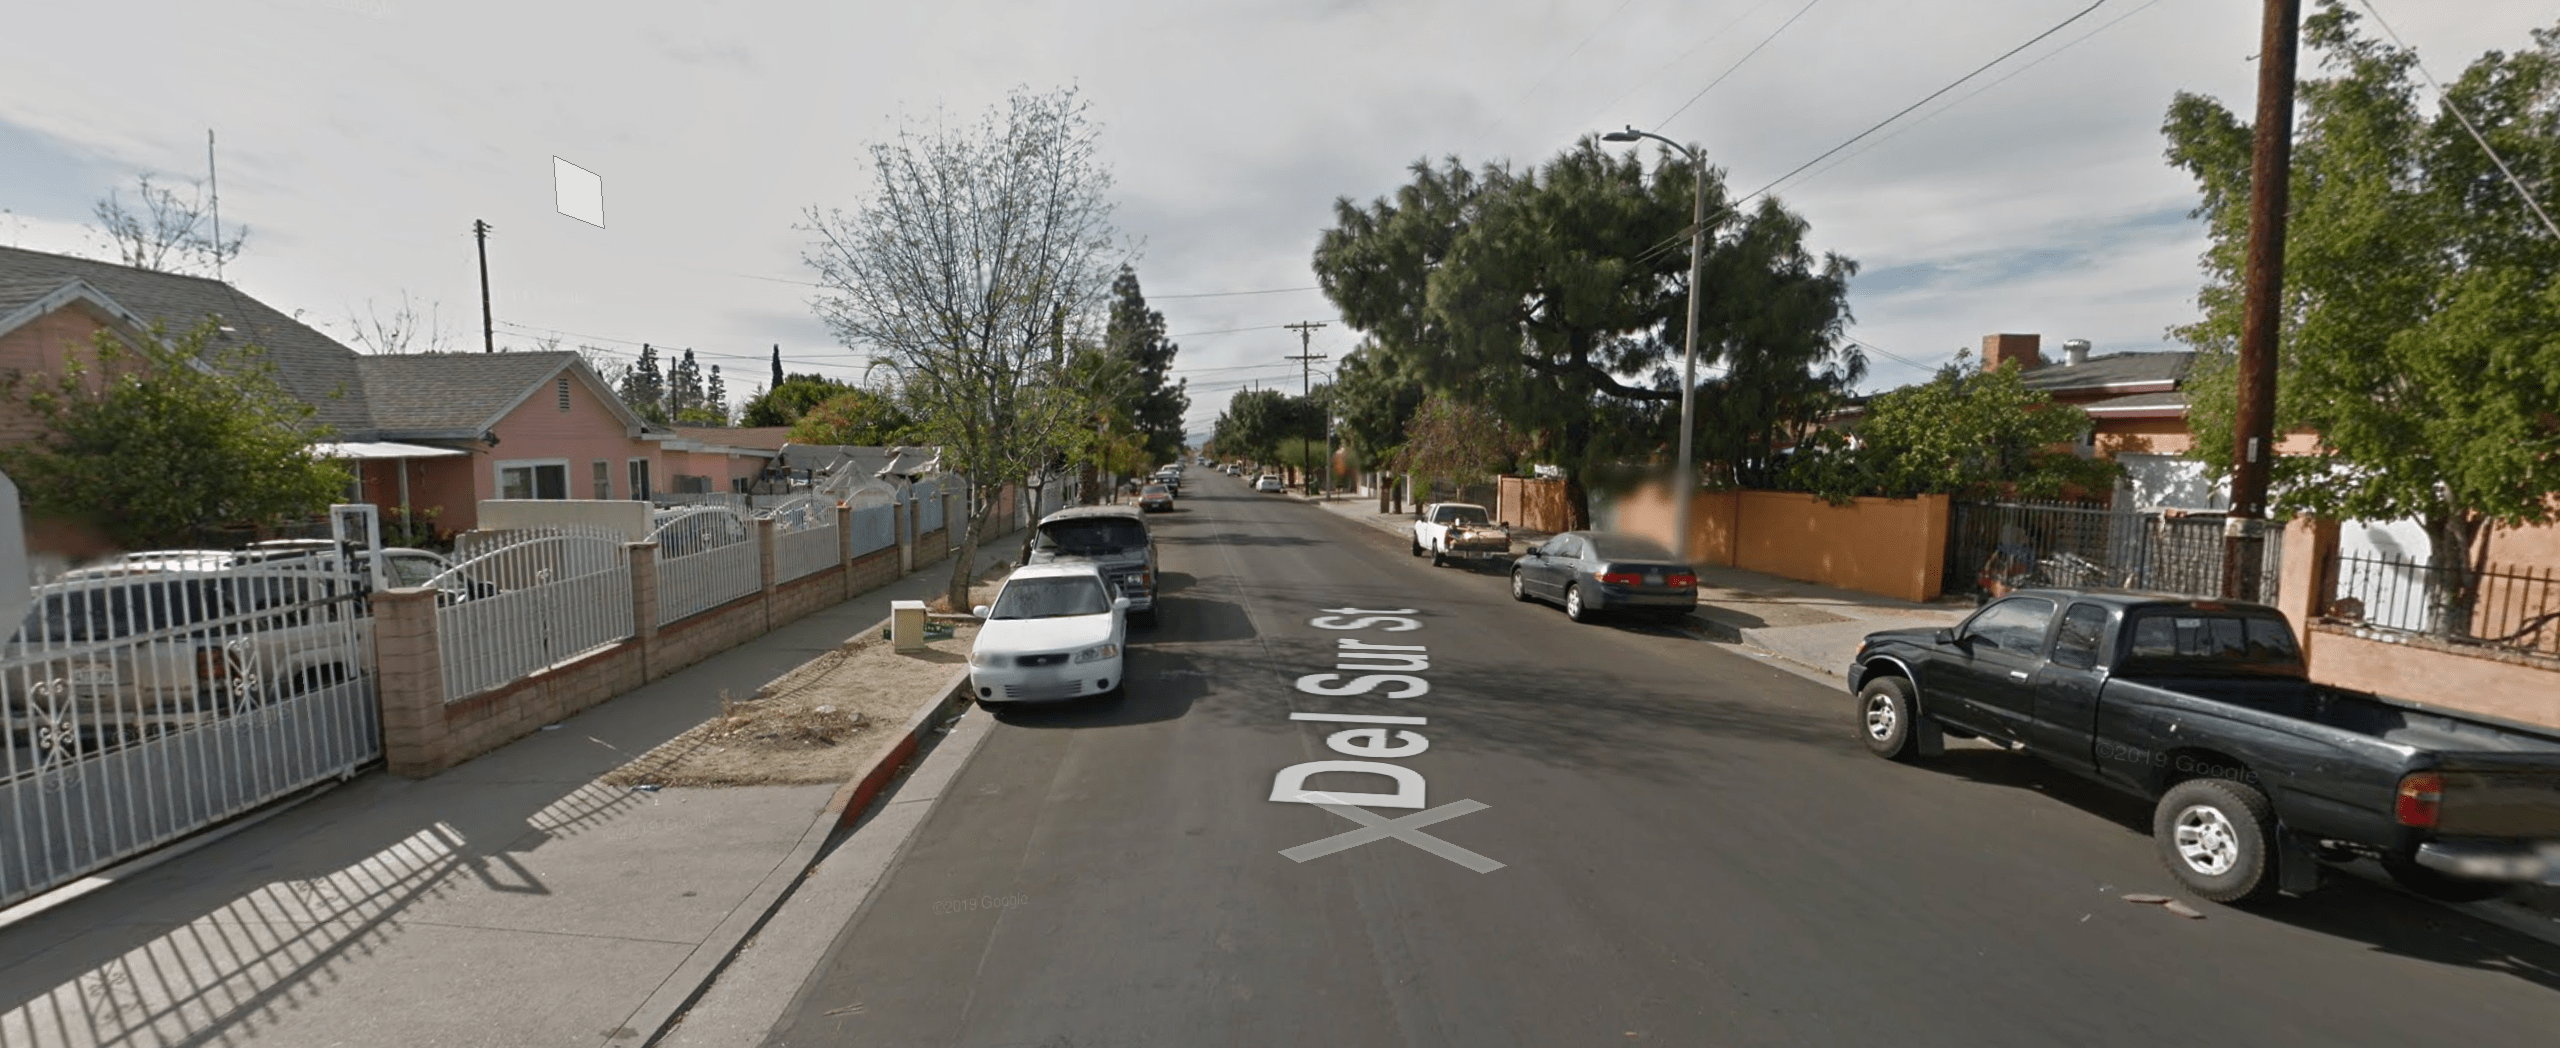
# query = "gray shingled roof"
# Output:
<box><xmin>355</xmin><ymin>351</ymin><xmax>590</xmax><ymax>436</ymax></box>
<box><xmin>0</xmin><ymin>246</ymin><xmax>377</xmax><ymax>436</ymax></box>
<box><xmin>2018</xmin><ymin>350</ymin><xmax>2192</xmax><ymax>393</ymax></box>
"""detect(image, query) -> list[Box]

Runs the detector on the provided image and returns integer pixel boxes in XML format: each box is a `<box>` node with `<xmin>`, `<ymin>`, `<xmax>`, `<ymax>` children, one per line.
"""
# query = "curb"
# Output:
<box><xmin>623</xmin><ymin>620</ymin><xmax>973</xmax><ymax>1048</ymax></box>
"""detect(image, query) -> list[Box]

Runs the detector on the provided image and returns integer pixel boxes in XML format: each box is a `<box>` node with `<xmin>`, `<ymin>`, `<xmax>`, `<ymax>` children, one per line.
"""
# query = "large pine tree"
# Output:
<box><xmin>1102</xmin><ymin>265</ymin><xmax>1190</xmax><ymax>464</ymax></box>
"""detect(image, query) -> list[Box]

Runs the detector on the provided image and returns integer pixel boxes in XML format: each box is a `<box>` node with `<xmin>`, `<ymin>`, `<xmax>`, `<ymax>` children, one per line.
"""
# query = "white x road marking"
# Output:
<box><xmin>1279</xmin><ymin>793</ymin><xmax>1505</xmax><ymax>873</ymax></box>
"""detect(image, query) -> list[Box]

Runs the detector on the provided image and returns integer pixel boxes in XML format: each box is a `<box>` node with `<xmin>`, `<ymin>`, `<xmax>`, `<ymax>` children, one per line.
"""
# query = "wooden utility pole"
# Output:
<box><xmin>474</xmin><ymin>219</ymin><xmax>495</xmax><ymax>353</ymax></box>
<box><xmin>1284</xmin><ymin>321</ymin><xmax>1327</xmax><ymax>487</ymax></box>
<box><xmin>2224</xmin><ymin>0</ymin><xmax>2300</xmax><ymax>601</ymax></box>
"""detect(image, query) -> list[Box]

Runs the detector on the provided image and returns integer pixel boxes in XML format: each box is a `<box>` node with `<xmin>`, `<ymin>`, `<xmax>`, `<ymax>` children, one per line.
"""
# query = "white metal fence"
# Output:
<box><xmin>652</xmin><ymin>506</ymin><xmax>761</xmax><ymax>626</ymax></box>
<box><xmin>917</xmin><ymin>480</ymin><xmax>944</xmax><ymax>532</ymax></box>
<box><xmin>433</xmin><ymin>526</ymin><xmax>635</xmax><ymax>703</ymax></box>
<box><xmin>766</xmin><ymin>495</ymin><xmax>841</xmax><ymax>583</ymax></box>
<box><xmin>3</xmin><ymin>557</ymin><xmax>380</xmax><ymax>908</ymax></box>
<box><xmin>850</xmin><ymin>504</ymin><xmax>897</xmax><ymax>555</ymax></box>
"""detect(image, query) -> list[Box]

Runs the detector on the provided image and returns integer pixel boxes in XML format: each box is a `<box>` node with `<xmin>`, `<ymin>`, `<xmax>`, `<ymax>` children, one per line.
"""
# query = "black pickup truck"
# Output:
<box><xmin>1849</xmin><ymin>589</ymin><xmax>2560</xmax><ymax>905</ymax></box>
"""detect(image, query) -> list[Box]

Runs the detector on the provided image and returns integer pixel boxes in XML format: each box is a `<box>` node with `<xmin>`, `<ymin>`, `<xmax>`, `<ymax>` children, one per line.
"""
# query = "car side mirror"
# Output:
<box><xmin>1933</xmin><ymin>628</ymin><xmax>1957</xmax><ymax>645</ymax></box>
<box><xmin>972</xmin><ymin>605</ymin><xmax>991</xmax><ymax>618</ymax></box>
<box><xmin>1114</xmin><ymin>597</ymin><xmax>1131</xmax><ymax>611</ymax></box>
<box><xmin>1499</xmin><ymin>521</ymin><xmax>1512</xmax><ymax>529</ymax></box>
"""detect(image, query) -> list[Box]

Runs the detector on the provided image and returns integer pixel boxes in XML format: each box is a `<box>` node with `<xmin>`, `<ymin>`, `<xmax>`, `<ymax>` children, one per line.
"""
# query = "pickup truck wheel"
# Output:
<box><xmin>2154</xmin><ymin>779</ymin><xmax>2283</xmax><ymax>905</ymax></box>
<box><xmin>2380</xmin><ymin>857</ymin><xmax>2513</xmax><ymax>903</ymax></box>
<box><xmin>1431</xmin><ymin>549</ymin><xmax>1446</xmax><ymax>567</ymax></box>
<box><xmin>1411</xmin><ymin>537</ymin><xmax>1424</xmax><ymax>557</ymax></box>
<box><xmin>1857</xmin><ymin>677</ymin><xmax>1921</xmax><ymax>761</ymax></box>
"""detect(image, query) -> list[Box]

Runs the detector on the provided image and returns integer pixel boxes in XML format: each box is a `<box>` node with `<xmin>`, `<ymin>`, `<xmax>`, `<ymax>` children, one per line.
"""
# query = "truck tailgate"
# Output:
<box><xmin>2435</xmin><ymin>754</ymin><xmax>2560</xmax><ymax>839</ymax></box>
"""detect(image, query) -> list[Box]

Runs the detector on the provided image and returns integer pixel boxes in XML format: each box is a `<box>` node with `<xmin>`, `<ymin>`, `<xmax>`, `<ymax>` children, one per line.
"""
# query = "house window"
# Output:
<box><xmin>498</xmin><ymin>459</ymin><xmax>571</xmax><ymax>500</ymax></box>
<box><xmin>628</xmin><ymin>458</ymin><xmax>653</xmax><ymax>501</ymax></box>
<box><xmin>593</xmin><ymin>460</ymin><xmax>612</xmax><ymax>499</ymax></box>
<box><xmin>558</xmin><ymin>376</ymin><xmax>572</xmax><ymax>412</ymax></box>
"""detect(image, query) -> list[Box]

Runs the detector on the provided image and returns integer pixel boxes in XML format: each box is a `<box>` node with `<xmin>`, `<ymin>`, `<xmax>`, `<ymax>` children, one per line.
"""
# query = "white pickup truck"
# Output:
<box><xmin>1410</xmin><ymin>503</ymin><xmax>1512</xmax><ymax>568</ymax></box>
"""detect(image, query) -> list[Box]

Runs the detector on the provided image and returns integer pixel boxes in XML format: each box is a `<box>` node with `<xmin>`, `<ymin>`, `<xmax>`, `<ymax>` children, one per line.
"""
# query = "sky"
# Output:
<box><xmin>3</xmin><ymin>0</ymin><xmax>2553</xmax><ymax>444</ymax></box>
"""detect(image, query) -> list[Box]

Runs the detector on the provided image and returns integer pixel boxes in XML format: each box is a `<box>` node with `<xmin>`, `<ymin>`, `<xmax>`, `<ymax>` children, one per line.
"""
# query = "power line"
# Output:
<box><xmin>1573</xmin><ymin>0</ymin><xmax>1787</xmax><ymax>135</ymax></box>
<box><xmin>1151</xmin><ymin>285</ymin><xmax>1322</xmax><ymax>300</ymax></box>
<box><xmin>1463</xmin><ymin>0</ymin><xmax>1647</xmax><ymax>153</ymax></box>
<box><xmin>1740</xmin><ymin>0</ymin><xmax>2111</xmax><ymax>206</ymax></box>
<box><xmin>1783</xmin><ymin>0</ymin><xmax>2163</xmax><ymax>193</ymax></box>
<box><xmin>2353</xmin><ymin>0</ymin><xmax>2560</xmax><ymax>241</ymax></box>
<box><xmin>1655</xmin><ymin>0</ymin><xmax>1825</xmax><ymax>130</ymax></box>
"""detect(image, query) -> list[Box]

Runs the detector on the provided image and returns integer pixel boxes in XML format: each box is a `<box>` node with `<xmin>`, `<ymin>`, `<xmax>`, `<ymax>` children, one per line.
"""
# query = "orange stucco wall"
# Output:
<box><xmin>2309</xmin><ymin>627</ymin><xmax>2560</xmax><ymax>730</ymax></box>
<box><xmin>1613</xmin><ymin>482</ymin><xmax>1949</xmax><ymax>602</ymax></box>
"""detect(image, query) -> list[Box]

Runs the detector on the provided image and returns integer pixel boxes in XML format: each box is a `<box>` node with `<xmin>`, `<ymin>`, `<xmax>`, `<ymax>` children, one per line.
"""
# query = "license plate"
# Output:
<box><xmin>1644</xmin><ymin>574</ymin><xmax>1664</xmax><ymax>587</ymax></box>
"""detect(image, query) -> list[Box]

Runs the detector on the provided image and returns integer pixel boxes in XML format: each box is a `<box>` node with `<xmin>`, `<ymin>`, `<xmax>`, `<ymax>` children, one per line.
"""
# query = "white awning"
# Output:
<box><xmin>314</xmin><ymin>441</ymin><xmax>470</xmax><ymax>460</ymax></box>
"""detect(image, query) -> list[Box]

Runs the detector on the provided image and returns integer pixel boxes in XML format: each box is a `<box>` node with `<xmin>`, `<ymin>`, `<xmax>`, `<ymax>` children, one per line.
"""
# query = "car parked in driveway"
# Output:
<box><xmin>1511</xmin><ymin>531</ymin><xmax>1699</xmax><ymax>624</ymax></box>
<box><xmin>968</xmin><ymin>562</ymin><xmax>1129</xmax><ymax>705</ymax></box>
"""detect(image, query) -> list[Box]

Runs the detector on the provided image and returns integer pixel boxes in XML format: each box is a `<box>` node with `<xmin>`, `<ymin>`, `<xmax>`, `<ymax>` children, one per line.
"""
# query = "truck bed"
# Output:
<box><xmin>2130</xmin><ymin>676</ymin><xmax>2560</xmax><ymax>756</ymax></box>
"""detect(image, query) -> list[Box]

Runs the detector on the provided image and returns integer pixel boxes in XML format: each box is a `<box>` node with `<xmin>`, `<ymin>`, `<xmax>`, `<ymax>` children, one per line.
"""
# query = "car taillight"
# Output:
<box><xmin>2395</xmin><ymin>772</ymin><xmax>2443</xmax><ymax>828</ymax></box>
<box><xmin>1668</xmin><ymin>573</ymin><xmax>1698</xmax><ymax>588</ymax></box>
<box><xmin>1597</xmin><ymin>572</ymin><xmax>1640</xmax><ymax>586</ymax></box>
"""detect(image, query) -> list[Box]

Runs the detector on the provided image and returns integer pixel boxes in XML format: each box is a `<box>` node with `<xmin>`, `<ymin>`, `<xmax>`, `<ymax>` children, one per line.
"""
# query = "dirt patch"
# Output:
<box><xmin>602</xmin><ymin>565</ymin><xmax>1014</xmax><ymax>788</ymax></box>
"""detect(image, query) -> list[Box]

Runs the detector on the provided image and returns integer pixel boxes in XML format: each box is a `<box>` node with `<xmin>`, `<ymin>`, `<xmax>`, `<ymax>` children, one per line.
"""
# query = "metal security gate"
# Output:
<box><xmin>1</xmin><ymin>555</ymin><xmax>380</xmax><ymax>908</ymax></box>
<box><xmin>1946</xmin><ymin>500</ymin><xmax>2284</xmax><ymax>601</ymax></box>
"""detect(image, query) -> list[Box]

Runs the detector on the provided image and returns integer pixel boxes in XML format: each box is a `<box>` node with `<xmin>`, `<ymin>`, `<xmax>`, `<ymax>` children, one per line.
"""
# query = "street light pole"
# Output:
<box><xmin>1602</xmin><ymin>127</ymin><xmax>1708</xmax><ymax>561</ymax></box>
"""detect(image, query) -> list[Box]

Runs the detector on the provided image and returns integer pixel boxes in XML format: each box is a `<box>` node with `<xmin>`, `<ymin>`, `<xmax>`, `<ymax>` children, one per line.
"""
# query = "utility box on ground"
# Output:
<box><xmin>889</xmin><ymin>599</ymin><xmax>930</xmax><ymax>651</ymax></box>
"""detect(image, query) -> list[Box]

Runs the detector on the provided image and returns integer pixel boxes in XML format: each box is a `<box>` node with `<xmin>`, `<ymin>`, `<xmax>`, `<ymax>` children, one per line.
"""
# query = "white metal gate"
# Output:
<box><xmin>1</xmin><ymin>554</ymin><xmax>380</xmax><ymax>908</ymax></box>
<box><xmin>432</xmin><ymin>525</ymin><xmax>635</xmax><ymax>703</ymax></box>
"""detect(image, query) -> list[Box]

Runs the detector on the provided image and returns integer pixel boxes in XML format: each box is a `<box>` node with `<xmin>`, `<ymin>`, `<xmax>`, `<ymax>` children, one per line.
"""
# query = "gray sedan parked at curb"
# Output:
<box><xmin>1511</xmin><ymin>531</ymin><xmax>1699</xmax><ymax>624</ymax></box>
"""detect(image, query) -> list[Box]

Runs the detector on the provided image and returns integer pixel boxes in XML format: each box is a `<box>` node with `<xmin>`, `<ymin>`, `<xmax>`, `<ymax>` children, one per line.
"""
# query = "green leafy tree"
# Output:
<box><xmin>1315</xmin><ymin>146</ymin><xmax>1862</xmax><ymax>526</ymax></box>
<box><xmin>787</xmin><ymin>388</ymin><xmax>917</xmax><ymax>445</ymax></box>
<box><xmin>741</xmin><ymin>373</ymin><xmax>852</xmax><ymax>427</ymax></box>
<box><xmin>800</xmin><ymin>85</ymin><xmax>1120</xmax><ymax>608</ymax></box>
<box><xmin>666</xmin><ymin>348</ymin><xmax>705</xmax><ymax>417</ymax></box>
<box><xmin>618</xmin><ymin>344</ymin><xmax>671</xmax><ymax>425</ymax></box>
<box><xmin>1783</xmin><ymin>353</ymin><xmax>2119</xmax><ymax>503</ymax></box>
<box><xmin>2164</xmin><ymin>2</ymin><xmax>2560</xmax><ymax>636</ymax></box>
<box><xmin>1330</xmin><ymin>343</ymin><xmax>1428</xmax><ymax>472</ymax></box>
<box><xmin>1102</xmin><ymin>266</ymin><xmax>1191</xmax><ymax>464</ymax></box>
<box><xmin>0</xmin><ymin>319</ymin><xmax>350</xmax><ymax>549</ymax></box>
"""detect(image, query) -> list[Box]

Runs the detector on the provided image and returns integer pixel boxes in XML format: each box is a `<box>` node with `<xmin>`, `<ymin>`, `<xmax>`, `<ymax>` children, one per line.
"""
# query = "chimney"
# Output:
<box><xmin>2064</xmin><ymin>339</ymin><xmax>2091</xmax><ymax>367</ymax></box>
<box><xmin>1982</xmin><ymin>333</ymin><xmax>2042</xmax><ymax>371</ymax></box>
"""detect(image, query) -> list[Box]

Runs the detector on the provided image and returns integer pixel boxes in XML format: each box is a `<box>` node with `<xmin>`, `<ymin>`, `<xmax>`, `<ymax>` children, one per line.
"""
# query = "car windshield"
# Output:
<box><xmin>1435</xmin><ymin>506</ymin><xmax>1491</xmax><ymax>526</ymax></box>
<box><xmin>1143</xmin><ymin>485</ymin><xmax>1170</xmax><ymax>496</ymax></box>
<box><xmin>1037</xmin><ymin>519</ymin><xmax>1147</xmax><ymax>554</ymax></box>
<box><xmin>988</xmin><ymin>576</ymin><xmax>1112</xmax><ymax>619</ymax></box>
<box><xmin>16</xmin><ymin>579</ymin><xmax>228</xmax><ymax>644</ymax></box>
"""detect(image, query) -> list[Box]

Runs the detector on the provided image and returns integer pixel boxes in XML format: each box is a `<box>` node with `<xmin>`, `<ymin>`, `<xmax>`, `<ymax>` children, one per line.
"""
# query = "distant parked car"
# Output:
<box><xmin>1511</xmin><ymin>531</ymin><xmax>1698</xmax><ymax>624</ymax></box>
<box><xmin>968</xmin><ymin>562</ymin><xmax>1129</xmax><ymax>705</ymax></box>
<box><xmin>1255</xmin><ymin>474</ymin><xmax>1284</xmax><ymax>493</ymax></box>
<box><xmin>1138</xmin><ymin>484</ymin><xmax>1175</xmax><ymax>512</ymax></box>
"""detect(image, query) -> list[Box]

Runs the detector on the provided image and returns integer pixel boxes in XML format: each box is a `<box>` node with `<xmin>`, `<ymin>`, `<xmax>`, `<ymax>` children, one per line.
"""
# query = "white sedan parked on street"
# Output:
<box><xmin>969</xmin><ymin>563</ymin><xmax>1130</xmax><ymax>704</ymax></box>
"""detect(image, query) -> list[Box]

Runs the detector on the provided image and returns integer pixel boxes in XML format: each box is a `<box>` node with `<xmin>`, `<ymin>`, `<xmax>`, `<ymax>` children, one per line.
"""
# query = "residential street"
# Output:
<box><xmin>765</xmin><ymin>470</ymin><xmax>2560</xmax><ymax>1047</ymax></box>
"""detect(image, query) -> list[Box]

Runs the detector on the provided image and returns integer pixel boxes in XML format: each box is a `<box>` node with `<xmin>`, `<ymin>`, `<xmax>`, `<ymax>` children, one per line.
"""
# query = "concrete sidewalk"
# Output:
<box><xmin>1296</xmin><ymin>490</ymin><xmax>1967</xmax><ymax>679</ymax></box>
<box><xmin>0</xmin><ymin>532</ymin><xmax>1022</xmax><ymax>1048</ymax></box>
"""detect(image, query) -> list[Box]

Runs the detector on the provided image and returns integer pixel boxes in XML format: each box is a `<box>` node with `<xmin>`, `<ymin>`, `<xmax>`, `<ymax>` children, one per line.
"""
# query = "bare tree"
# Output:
<box><xmin>87</xmin><ymin>173</ymin><xmax>245</xmax><ymax>275</ymax></box>
<box><xmin>800</xmin><ymin>84</ymin><xmax>1125</xmax><ymax>608</ymax></box>
<box><xmin>342</xmin><ymin>290</ymin><xmax>456</xmax><ymax>354</ymax></box>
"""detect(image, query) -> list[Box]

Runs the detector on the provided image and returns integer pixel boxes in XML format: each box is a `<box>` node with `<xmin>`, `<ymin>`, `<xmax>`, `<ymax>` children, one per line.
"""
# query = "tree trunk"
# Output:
<box><xmin>2424</xmin><ymin>508</ymin><xmax>2486</xmax><ymax>641</ymax></box>
<box><xmin>947</xmin><ymin>481</ymin><xmax>1001</xmax><ymax>611</ymax></box>
<box><xmin>1564</xmin><ymin>474</ymin><xmax>1592</xmax><ymax>532</ymax></box>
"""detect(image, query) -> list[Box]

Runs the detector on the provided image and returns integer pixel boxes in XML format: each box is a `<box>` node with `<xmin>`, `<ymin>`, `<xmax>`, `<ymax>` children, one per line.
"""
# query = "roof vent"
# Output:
<box><xmin>2064</xmin><ymin>339</ymin><xmax>2091</xmax><ymax>367</ymax></box>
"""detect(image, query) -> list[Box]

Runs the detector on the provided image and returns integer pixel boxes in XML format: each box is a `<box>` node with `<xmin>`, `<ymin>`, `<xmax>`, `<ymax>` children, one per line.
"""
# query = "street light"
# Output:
<box><xmin>1600</xmin><ymin>125</ymin><xmax>1708</xmax><ymax>563</ymax></box>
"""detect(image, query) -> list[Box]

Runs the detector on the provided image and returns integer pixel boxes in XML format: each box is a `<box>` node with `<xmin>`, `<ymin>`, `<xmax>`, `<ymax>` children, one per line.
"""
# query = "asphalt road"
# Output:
<box><xmin>765</xmin><ymin>470</ymin><xmax>2560</xmax><ymax>1047</ymax></box>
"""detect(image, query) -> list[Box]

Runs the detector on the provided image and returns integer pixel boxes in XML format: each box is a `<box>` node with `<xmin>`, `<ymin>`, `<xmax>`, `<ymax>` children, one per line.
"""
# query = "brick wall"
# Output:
<box><xmin>380</xmin><ymin>511</ymin><xmax>954</xmax><ymax>777</ymax></box>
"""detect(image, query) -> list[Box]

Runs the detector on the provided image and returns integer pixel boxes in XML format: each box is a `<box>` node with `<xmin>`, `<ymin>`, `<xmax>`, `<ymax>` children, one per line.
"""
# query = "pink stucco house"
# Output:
<box><xmin>0</xmin><ymin>245</ymin><xmax>775</xmax><ymax>557</ymax></box>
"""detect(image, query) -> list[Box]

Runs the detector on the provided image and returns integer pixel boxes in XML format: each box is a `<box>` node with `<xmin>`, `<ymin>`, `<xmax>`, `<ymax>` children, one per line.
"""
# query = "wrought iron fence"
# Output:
<box><xmin>432</xmin><ymin>526</ymin><xmax>635</xmax><ymax>703</ymax></box>
<box><xmin>2331</xmin><ymin>552</ymin><xmax>2560</xmax><ymax>658</ymax></box>
<box><xmin>766</xmin><ymin>496</ymin><xmax>841</xmax><ymax>583</ymax></box>
<box><xmin>652</xmin><ymin>506</ymin><xmax>761</xmax><ymax>626</ymax></box>
<box><xmin>1946</xmin><ymin>500</ymin><xmax>2284</xmax><ymax>601</ymax></box>
<box><xmin>3</xmin><ymin>556</ymin><xmax>379</xmax><ymax>907</ymax></box>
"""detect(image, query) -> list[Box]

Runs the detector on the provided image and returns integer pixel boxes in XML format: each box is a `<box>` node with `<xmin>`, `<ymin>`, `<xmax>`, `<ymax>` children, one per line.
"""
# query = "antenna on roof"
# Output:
<box><xmin>207</xmin><ymin>130</ymin><xmax>223</xmax><ymax>283</ymax></box>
